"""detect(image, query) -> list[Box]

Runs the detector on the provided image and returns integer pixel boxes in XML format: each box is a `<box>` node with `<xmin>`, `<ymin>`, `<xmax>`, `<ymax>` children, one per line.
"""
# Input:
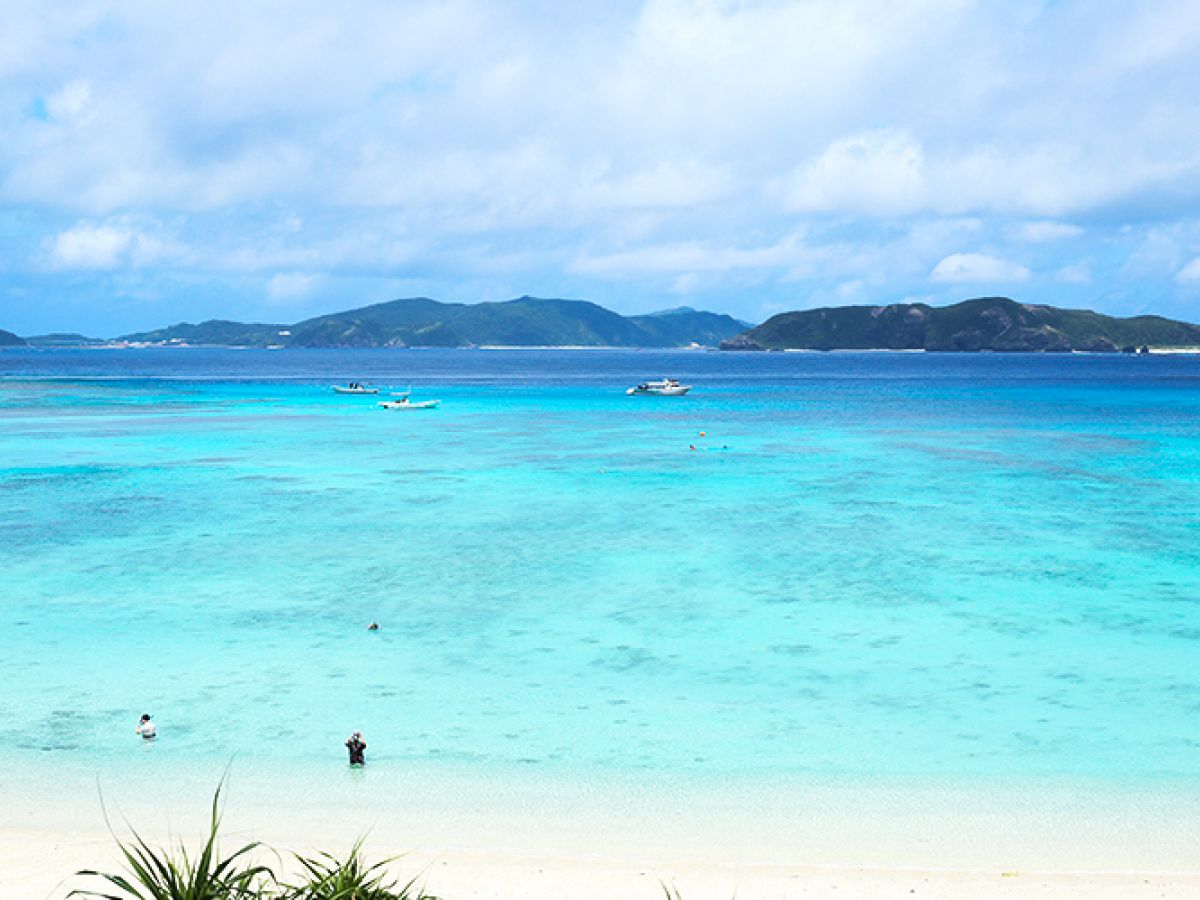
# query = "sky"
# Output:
<box><xmin>2</xmin><ymin>0</ymin><xmax>1200</xmax><ymax>336</ymax></box>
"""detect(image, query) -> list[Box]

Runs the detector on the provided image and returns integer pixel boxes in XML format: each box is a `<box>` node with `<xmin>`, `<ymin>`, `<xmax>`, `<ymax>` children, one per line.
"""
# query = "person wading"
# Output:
<box><xmin>345</xmin><ymin>731</ymin><xmax>366</xmax><ymax>766</ymax></box>
<box><xmin>135</xmin><ymin>713</ymin><xmax>157</xmax><ymax>740</ymax></box>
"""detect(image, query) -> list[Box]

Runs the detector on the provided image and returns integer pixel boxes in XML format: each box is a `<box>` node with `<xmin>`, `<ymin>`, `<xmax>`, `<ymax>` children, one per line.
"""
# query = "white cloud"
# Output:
<box><xmin>930</xmin><ymin>253</ymin><xmax>1031</xmax><ymax>284</ymax></box>
<box><xmin>785</xmin><ymin>130</ymin><xmax>925</xmax><ymax>216</ymax></box>
<box><xmin>1012</xmin><ymin>221</ymin><xmax>1084</xmax><ymax>242</ymax></box>
<box><xmin>216</xmin><ymin>232</ymin><xmax>421</xmax><ymax>274</ymax></box>
<box><xmin>46</xmin><ymin>79</ymin><xmax>92</xmax><ymax>122</ymax></box>
<box><xmin>267</xmin><ymin>272</ymin><xmax>321</xmax><ymax>301</ymax></box>
<box><xmin>1121</xmin><ymin>227</ymin><xmax>1191</xmax><ymax>280</ymax></box>
<box><xmin>571</xmin><ymin>234</ymin><xmax>809</xmax><ymax>277</ymax></box>
<box><xmin>1095</xmin><ymin>1</ymin><xmax>1200</xmax><ymax>73</ymax></box>
<box><xmin>1177</xmin><ymin>257</ymin><xmax>1200</xmax><ymax>285</ymax></box>
<box><xmin>7</xmin><ymin>0</ymin><xmax>1194</xmax><ymax>226</ymax></box>
<box><xmin>49</xmin><ymin>223</ymin><xmax>133</xmax><ymax>269</ymax></box>
<box><xmin>836</xmin><ymin>279</ymin><xmax>865</xmax><ymax>299</ymax></box>
<box><xmin>5</xmin><ymin>0</ymin><xmax>1200</xmax><ymax>329</ymax></box>
<box><xmin>45</xmin><ymin>218</ymin><xmax>186</xmax><ymax>271</ymax></box>
<box><xmin>1055</xmin><ymin>262</ymin><xmax>1092</xmax><ymax>284</ymax></box>
<box><xmin>575</xmin><ymin>160</ymin><xmax>734</xmax><ymax>211</ymax></box>
<box><xmin>47</xmin><ymin>220</ymin><xmax>183</xmax><ymax>270</ymax></box>
<box><xmin>670</xmin><ymin>272</ymin><xmax>701</xmax><ymax>294</ymax></box>
<box><xmin>129</xmin><ymin>232</ymin><xmax>183</xmax><ymax>267</ymax></box>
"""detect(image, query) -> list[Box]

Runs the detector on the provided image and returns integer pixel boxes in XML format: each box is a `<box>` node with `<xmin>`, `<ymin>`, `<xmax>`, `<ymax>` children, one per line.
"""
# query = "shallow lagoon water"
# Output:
<box><xmin>1</xmin><ymin>349</ymin><xmax>1199</xmax><ymax>793</ymax></box>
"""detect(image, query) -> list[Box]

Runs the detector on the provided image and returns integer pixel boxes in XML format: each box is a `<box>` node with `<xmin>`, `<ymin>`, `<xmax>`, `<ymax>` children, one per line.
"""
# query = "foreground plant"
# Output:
<box><xmin>71</xmin><ymin>785</ymin><xmax>273</xmax><ymax>900</ymax></box>
<box><xmin>282</xmin><ymin>840</ymin><xmax>437</xmax><ymax>900</ymax></box>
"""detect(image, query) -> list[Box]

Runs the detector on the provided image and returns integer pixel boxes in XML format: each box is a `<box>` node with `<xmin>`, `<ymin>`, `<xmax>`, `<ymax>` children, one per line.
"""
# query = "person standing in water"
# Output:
<box><xmin>135</xmin><ymin>713</ymin><xmax>157</xmax><ymax>740</ymax></box>
<box><xmin>345</xmin><ymin>731</ymin><xmax>366</xmax><ymax>765</ymax></box>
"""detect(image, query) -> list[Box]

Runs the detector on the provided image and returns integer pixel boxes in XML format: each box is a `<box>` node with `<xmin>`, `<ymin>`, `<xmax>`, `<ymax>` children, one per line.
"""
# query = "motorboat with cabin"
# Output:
<box><xmin>626</xmin><ymin>378</ymin><xmax>692</xmax><ymax>396</ymax></box>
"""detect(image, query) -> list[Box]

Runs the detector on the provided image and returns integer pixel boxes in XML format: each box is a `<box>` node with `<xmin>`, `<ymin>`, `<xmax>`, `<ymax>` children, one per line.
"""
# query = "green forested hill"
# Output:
<box><xmin>119</xmin><ymin>296</ymin><xmax>746</xmax><ymax>348</ymax></box>
<box><xmin>121</xmin><ymin>319</ymin><xmax>289</xmax><ymax>346</ymax></box>
<box><xmin>23</xmin><ymin>333</ymin><xmax>106</xmax><ymax>347</ymax></box>
<box><xmin>722</xmin><ymin>298</ymin><xmax>1200</xmax><ymax>351</ymax></box>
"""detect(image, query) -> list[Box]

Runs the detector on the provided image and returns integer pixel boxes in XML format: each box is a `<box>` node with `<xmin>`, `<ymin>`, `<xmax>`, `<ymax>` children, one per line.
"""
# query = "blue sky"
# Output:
<box><xmin>2</xmin><ymin>0</ymin><xmax>1200</xmax><ymax>336</ymax></box>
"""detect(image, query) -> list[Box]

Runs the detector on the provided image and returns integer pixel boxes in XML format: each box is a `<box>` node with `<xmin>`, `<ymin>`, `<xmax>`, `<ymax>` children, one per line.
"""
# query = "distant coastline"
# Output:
<box><xmin>8</xmin><ymin>294</ymin><xmax>1200</xmax><ymax>353</ymax></box>
<box><xmin>106</xmin><ymin>296</ymin><xmax>746</xmax><ymax>350</ymax></box>
<box><xmin>721</xmin><ymin>296</ymin><xmax>1200</xmax><ymax>353</ymax></box>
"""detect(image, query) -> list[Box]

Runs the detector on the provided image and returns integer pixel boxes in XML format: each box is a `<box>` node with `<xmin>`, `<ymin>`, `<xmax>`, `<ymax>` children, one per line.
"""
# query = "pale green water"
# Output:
<box><xmin>1</xmin><ymin>349</ymin><xmax>1199</xmax><ymax>795</ymax></box>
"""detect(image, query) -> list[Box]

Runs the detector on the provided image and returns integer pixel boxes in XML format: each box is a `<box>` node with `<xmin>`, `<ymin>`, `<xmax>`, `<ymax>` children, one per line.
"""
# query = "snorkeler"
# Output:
<box><xmin>345</xmin><ymin>731</ymin><xmax>366</xmax><ymax>765</ymax></box>
<box><xmin>135</xmin><ymin>713</ymin><xmax>157</xmax><ymax>740</ymax></box>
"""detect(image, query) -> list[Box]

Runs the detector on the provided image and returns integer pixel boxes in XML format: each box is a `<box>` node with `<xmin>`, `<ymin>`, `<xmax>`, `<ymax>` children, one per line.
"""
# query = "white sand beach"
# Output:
<box><xmin>3</xmin><ymin>760</ymin><xmax>1198</xmax><ymax>899</ymax></box>
<box><xmin>4</xmin><ymin>827</ymin><xmax>1200</xmax><ymax>899</ymax></box>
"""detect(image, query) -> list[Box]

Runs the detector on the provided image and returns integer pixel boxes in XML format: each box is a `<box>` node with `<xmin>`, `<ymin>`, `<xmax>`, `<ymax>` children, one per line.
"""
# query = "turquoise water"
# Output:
<box><xmin>2</xmin><ymin>349</ymin><xmax>1199</xmax><ymax>787</ymax></box>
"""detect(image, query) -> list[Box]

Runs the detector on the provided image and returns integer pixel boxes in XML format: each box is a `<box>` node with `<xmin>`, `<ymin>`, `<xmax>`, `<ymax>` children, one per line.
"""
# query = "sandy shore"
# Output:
<box><xmin>4</xmin><ymin>827</ymin><xmax>1200</xmax><ymax>899</ymax></box>
<box><xmin>3</xmin><ymin>760</ymin><xmax>1199</xmax><ymax>898</ymax></box>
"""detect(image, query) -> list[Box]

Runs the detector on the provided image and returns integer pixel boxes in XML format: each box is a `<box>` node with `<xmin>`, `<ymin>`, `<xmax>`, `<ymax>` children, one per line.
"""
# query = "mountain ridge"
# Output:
<box><xmin>23</xmin><ymin>333</ymin><xmax>106</xmax><ymax>347</ymax></box>
<box><xmin>119</xmin><ymin>296</ymin><xmax>747</xmax><ymax>348</ymax></box>
<box><xmin>722</xmin><ymin>297</ymin><xmax>1200</xmax><ymax>352</ymax></box>
<box><xmin>10</xmin><ymin>296</ymin><xmax>1200</xmax><ymax>353</ymax></box>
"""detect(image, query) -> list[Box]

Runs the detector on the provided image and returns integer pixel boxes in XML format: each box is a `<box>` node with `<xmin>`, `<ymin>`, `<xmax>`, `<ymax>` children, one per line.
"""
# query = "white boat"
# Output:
<box><xmin>332</xmin><ymin>384</ymin><xmax>378</xmax><ymax>394</ymax></box>
<box><xmin>626</xmin><ymin>378</ymin><xmax>691</xmax><ymax>396</ymax></box>
<box><xmin>379</xmin><ymin>394</ymin><xmax>440</xmax><ymax>410</ymax></box>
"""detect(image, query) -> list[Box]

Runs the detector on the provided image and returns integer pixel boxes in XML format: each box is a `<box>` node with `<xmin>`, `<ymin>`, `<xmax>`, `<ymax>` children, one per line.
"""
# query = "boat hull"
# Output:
<box><xmin>378</xmin><ymin>400</ymin><xmax>440</xmax><ymax>410</ymax></box>
<box><xmin>626</xmin><ymin>386</ymin><xmax>691</xmax><ymax>396</ymax></box>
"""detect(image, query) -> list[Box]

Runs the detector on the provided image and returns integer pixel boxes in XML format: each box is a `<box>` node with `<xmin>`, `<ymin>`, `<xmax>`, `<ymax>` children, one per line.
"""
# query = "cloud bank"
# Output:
<box><xmin>1</xmin><ymin>0</ymin><xmax>1200</xmax><ymax>333</ymax></box>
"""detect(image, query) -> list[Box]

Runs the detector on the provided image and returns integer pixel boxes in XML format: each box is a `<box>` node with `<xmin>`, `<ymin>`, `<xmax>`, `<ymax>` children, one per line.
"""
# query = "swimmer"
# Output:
<box><xmin>368</xmin><ymin>622</ymin><xmax>379</xmax><ymax>631</ymax></box>
<box><xmin>345</xmin><ymin>731</ymin><xmax>367</xmax><ymax>765</ymax></box>
<box><xmin>135</xmin><ymin>713</ymin><xmax>157</xmax><ymax>740</ymax></box>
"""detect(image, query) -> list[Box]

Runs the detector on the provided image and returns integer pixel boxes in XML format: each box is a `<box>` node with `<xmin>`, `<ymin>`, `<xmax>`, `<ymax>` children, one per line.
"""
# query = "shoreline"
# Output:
<box><xmin>5</xmin><ymin>343</ymin><xmax>1200</xmax><ymax>353</ymax></box>
<box><xmin>3</xmin><ymin>759</ymin><xmax>1199</xmax><ymax>897</ymax></box>
<box><xmin>5</xmin><ymin>830</ymin><xmax>1199</xmax><ymax>900</ymax></box>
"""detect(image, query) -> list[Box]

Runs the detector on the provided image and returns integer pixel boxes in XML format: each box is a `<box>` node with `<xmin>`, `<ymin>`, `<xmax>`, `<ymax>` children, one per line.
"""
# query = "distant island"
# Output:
<box><xmin>23</xmin><ymin>332</ymin><xmax>108</xmax><ymax>348</ymax></box>
<box><xmin>117</xmin><ymin>296</ymin><xmax>748</xmax><ymax>349</ymax></box>
<box><xmin>721</xmin><ymin>297</ymin><xmax>1200</xmax><ymax>352</ymax></box>
<box><xmin>6</xmin><ymin>295</ymin><xmax>1200</xmax><ymax>353</ymax></box>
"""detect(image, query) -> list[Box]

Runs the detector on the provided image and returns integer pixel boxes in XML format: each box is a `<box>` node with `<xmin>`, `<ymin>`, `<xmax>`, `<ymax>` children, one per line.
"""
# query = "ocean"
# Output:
<box><xmin>2</xmin><ymin>348</ymin><xmax>1198</xmax><ymax>868</ymax></box>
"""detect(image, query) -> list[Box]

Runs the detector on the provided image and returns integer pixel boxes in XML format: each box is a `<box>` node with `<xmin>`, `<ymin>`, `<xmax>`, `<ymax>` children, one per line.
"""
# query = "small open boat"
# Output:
<box><xmin>332</xmin><ymin>383</ymin><xmax>379</xmax><ymax>394</ymax></box>
<box><xmin>379</xmin><ymin>398</ymin><xmax>440</xmax><ymax>410</ymax></box>
<box><xmin>379</xmin><ymin>393</ymin><xmax>440</xmax><ymax>410</ymax></box>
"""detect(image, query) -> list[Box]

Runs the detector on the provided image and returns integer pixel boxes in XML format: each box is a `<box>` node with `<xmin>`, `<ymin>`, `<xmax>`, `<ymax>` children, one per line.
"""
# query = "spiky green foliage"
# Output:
<box><xmin>282</xmin><ymin>840</ymin><xmax>436</xmax><ymax>900</ymax></box>
<box><xmin>70</xmin><ymin>786</ymin><xmax>273</xmax><ymax>900</ymax></box>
